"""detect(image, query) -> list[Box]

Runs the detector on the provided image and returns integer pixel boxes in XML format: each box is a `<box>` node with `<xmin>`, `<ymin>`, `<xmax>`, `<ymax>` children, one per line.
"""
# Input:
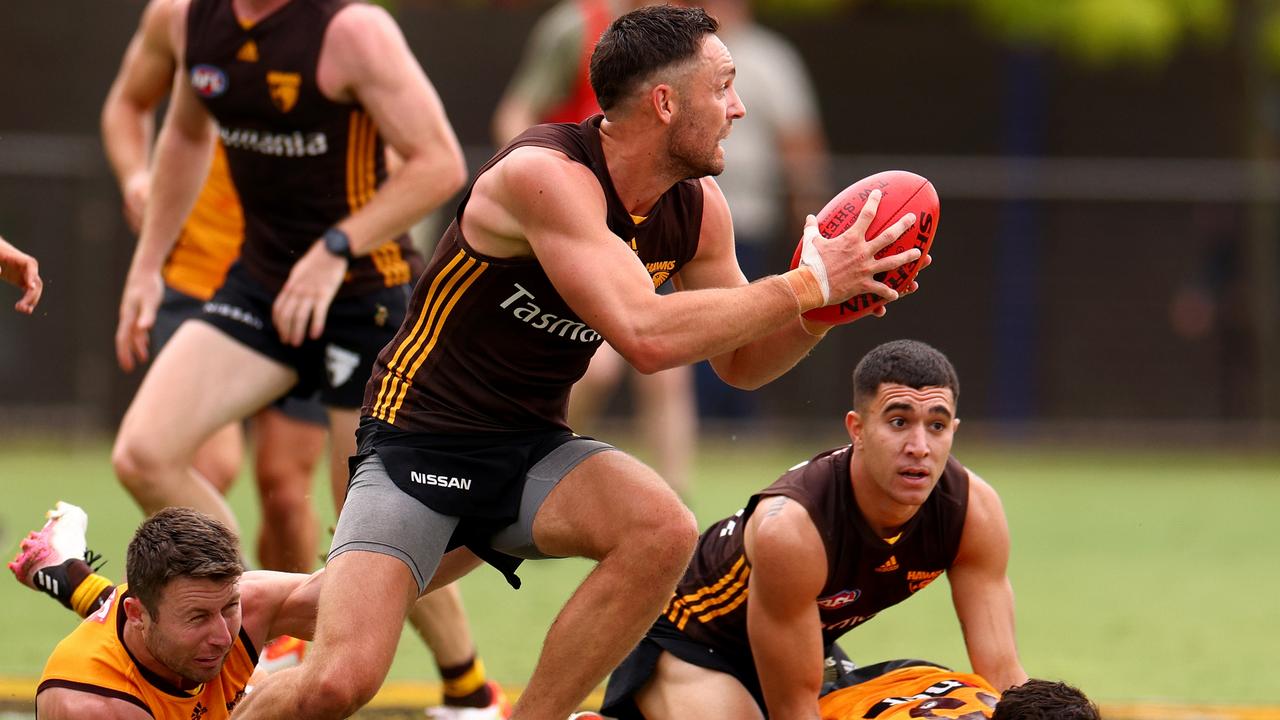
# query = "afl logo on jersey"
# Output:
<box><xmin>817</xmin><ymin>589</ymin><xmax>861</xmax><ymax>609</ymax></box>
<box><xmin>190</xmin><ymin>64</ymin><xmax>228</xmax><ymax>98</ymax></box>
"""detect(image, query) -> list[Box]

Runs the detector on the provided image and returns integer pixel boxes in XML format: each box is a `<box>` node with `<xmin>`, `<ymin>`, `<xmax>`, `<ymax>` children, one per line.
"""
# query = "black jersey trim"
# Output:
<box><xmin>37</xmin><ymin>679</ymin><xmax>155</xmax><ymax>717</ymax></box>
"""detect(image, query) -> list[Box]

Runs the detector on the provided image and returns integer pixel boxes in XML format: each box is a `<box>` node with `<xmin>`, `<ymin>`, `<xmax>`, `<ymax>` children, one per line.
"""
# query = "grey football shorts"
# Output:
<box><xmin>328</xmin><ymin>436</ymin><xmax>614</xmax><ymax>593</ymax></box>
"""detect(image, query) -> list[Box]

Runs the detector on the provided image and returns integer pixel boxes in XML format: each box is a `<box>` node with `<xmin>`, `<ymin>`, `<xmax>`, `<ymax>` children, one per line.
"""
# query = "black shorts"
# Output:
<box><xmin>199</xmin><ymin>263</ymin><xmax>409</xmax><ymax>409</ymax></box>
<box><xmin>601</xmin><ymin>615</ymin><xmax>765</xmax><ymax>719</ymax></box>
<box><xmin>156</xmin><ymin>284</ymin><xmax>328</xmax><ymax>425</ymax></box>
<box><xmin>152</xmin><ymin>285</ymin><xmax>206</xmax><ymax>352</ymax></box>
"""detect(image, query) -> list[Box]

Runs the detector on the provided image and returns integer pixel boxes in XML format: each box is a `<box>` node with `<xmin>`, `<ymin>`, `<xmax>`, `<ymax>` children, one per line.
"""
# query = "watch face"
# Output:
<box><xmin>325</xmin><ymin>229</ymin><xmax>350</xmax><ymax>257</ymax></box>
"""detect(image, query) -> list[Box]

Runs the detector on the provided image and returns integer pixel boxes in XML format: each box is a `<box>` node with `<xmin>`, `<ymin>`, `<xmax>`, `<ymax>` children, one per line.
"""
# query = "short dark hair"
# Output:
<box><xmin>126</xmin><ymin>507</ymin><xmax>243</xmax><ymax>618</ymax></box>
<box><xmin>992</xmin><ymin>679</ymin><xmax>1100</xmax><ymax>720</ymax></box>
<box><xmin>852</xmin><ymin>339</ymin><xmax>960</xmax><ymax>411</ymax></box>
<box><xmin>589</xmin><ymin>5</ymin><xmax>719</xmax><ymax>112</ymax></box>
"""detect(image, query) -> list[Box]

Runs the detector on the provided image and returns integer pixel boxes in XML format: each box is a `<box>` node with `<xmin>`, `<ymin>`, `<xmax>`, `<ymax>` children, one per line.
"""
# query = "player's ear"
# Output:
<box><xmin>651</xmin><ymin>83</ymin><xmax>676</xmax><ymax>124</ymax></box>
<box><xmin>845</xmin><ymin>410</ymin><xmax>863</xmax><ymax>447</ymax></box>
<box><xmin>122</xmin><ymin>596</ymin><xmax>147</xmax><ymax>626</ymax></box>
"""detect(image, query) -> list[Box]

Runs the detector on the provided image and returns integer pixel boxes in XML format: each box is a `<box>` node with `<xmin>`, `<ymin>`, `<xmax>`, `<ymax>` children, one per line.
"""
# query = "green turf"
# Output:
<box><xmin>1</xmin><ymin>435</ymin><xmax>1277</xmax><ymax>706</ymax></box>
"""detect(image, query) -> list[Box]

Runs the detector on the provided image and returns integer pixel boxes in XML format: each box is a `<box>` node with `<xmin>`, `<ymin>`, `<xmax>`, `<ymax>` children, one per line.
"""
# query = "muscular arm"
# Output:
<box><xmin>238</xmin><ymin>569</ymin><xmax>323</xmax><ymax>651</ymax></box>
<box><xmin>101</xmin><ymin>0</ymin><xmax>178</xmax><ymax>232</ymax></box>
<box><xmin>744</xmin><ymin>495</ymin><xmax>828</xmax><ymax>720</ymax></box>
<box><xmin>948</xmin><ymin>471</ymin><xmax>1028</xmax><ymax>691</ymax></box>
<box><xmin>676</xmin><ymin>178</ymin><xmax>826</xmax><ymax>389</ymax></box>
<box><xmin>483</xmin><ymin>149</ymin><xmax>837</xmax><ymax>375</ymax></box>
<box><xmin>271</xmin><ymin>4</ymin><xmax>467</xmax><ymax>345</ymax></box>
<box><xmin>317</xmin><ymin>4</ymin><xmax>465</xmax><ymax>255</ymax></box>
<box><xmin>37</xmin><ymin>688</ymin><xmax>152</xmax><ymax>720</ymax></box>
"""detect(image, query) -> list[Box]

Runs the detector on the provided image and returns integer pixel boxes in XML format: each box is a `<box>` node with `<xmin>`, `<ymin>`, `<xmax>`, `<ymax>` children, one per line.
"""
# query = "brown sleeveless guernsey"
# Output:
<box><xmin>664</xmin><ymin>446</ymin><xmax>969</xmax><ymax>658</ymax></box>
<box><xmin>363</xmin><ymin>116</ymin><xmax>704</xmax><ymax>433</ymax></box>
<box><xmin>184</xmin><ymin>0</ymin><xmax>419</xmax><ymax>298</ymax></box>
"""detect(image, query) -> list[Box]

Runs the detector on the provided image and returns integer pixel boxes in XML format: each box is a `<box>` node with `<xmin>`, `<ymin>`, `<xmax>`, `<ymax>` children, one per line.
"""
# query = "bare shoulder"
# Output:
<box><xmin>498</xmin><ymin>145</ymin><xmax>596</xmax><ymax>187</ymax></box>
<box><xmin>466</xmin><ymin>145</ymin><xmax>606</xmax><ymax>257</ymax></box>
<box><xmin>746</xmin><ymin>495</ymin><xmax>827</xmax><ymax>592</ymax></box>
<box><xmin>954</xmin><ymin>466</ymin><xmax>1011</xmax><ymax>567</ymax></box>
<box><xmin>323</xmin><ymin>3</ymin><xmax>403</xmax><ymax>66</ymax></box>
<box><xmin>142</xmin><ymin>0</ymin><xmax>189</xmax><ymax>55</ymax></box>
<box><xmin>485</xmin><ymin>145</ymin><xmax>605</xmax><ymax>222</ymax></box>
<box><xmin>963</xmin><ymin>468</ymin><xmax>1006</xmax><ymax>523</ymax></box>
<box><xmin>746</xmin><ymin>495</ymin><xmax>821</xmax><ymax>559</ymax></box>
<box><xmin>37</xmin><ymin>686</ymin><xmax>151</xmax><ymax>720</ymax></box>
<box><xmin>697</xmin><ymin>176</ymin><xmax>732</xmax><ymax>236</ymax></box>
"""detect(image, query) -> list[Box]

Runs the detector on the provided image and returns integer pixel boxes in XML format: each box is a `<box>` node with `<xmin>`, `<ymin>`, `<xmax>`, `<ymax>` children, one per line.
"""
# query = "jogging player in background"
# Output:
<box><xmin>103</xmin><ymin>0</ymin><xmax>328</xmax><ymax>583</ymax></box>
<box><xmin>106</xmin><ymin>0</ymin><xmax>505</xmax><ymax>715</ymax></box>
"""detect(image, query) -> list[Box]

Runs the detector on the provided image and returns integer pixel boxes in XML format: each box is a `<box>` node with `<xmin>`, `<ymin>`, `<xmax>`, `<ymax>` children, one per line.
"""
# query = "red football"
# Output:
<box><xmin>790</xmin><ymin>170</ymin><xmax>940</xmax><ymax>325</ymax></box>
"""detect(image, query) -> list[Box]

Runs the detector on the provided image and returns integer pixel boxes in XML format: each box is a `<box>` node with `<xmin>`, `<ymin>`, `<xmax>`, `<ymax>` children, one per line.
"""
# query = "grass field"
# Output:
<box><xmin>1</xmin><ymin>433</ymin><xmax>1278</xmax><ymax>714</ymax></box>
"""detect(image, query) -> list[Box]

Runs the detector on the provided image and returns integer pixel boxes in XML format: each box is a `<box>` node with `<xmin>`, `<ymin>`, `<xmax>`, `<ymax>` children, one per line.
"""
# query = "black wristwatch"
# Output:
<box><xmin>322</xmin><ymin>227</ymin><xmax>354</xmax><ymax>260</ymax></box>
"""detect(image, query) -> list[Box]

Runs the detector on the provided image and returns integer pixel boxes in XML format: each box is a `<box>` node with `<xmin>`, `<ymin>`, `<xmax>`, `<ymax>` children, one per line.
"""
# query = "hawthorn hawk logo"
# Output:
<box><xmin>267</xmin><ymin>71</ymin><xmax>301</xmax><ymax>113</ymax></box>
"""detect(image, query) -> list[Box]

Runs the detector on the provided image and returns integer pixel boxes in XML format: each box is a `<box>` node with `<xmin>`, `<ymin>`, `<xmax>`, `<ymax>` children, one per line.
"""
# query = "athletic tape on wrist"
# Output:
<box><xmin>783</xmin><ymin>267</ymin><xmax>826</xmax><ymax>313</ymax></box>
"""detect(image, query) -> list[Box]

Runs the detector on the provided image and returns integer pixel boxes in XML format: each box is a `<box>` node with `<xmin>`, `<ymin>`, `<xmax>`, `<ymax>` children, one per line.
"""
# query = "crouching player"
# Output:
<box><xmin>602</xmin><ymin>340</ymin><xmax>1028</xmax><ymax>719</ymax></box>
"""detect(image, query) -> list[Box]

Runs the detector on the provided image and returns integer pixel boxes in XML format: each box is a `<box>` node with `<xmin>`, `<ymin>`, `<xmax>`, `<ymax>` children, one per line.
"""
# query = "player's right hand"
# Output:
<box><xmin>115</xmin><ymin>270</ymin><xmax>163</xmax><ymax>372</ymax></box>
<box><xmin>809</xmin><ymin>189</ymin><xmax>920</xmax><ymax>306</ymax></box>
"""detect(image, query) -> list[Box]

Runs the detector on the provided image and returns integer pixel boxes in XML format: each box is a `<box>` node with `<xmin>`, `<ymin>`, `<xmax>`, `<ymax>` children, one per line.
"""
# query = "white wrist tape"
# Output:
<box><xmin>798</xmin><ymin>223</ymin><xmax>831</xmax><ymax>304</ymax></box>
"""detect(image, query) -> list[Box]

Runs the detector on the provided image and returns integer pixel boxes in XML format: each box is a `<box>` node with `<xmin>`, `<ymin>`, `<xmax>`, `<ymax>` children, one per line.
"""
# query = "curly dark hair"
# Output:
<box><xmin>589</xmin><ymin>4</ymin><xmax>719</xmax><ymax>112</ymax></box>
<box><xmin>125</xmin><ymin>507</ymin><xmax>243</xmax><ymax>619</ymax></box>
<box><xmin>992</xmin><ymin>679</ymin><xmax>1100</xmax><ymax>720</ymax></box>
<box><xmin>852</xmin><ymin>339</ymin><xmax>960</xmax><ymax>411</ymax></box>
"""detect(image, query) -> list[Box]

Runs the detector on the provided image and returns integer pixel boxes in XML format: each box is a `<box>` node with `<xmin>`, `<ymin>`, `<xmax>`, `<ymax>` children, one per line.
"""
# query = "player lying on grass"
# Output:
<box><xmin>818</xmin><ymin>658</ymin><xmax>1097</xmax><ymax>720</ymax></box>
<box><xmin>10</xmin><ymin>503</ymin><xmax>320</xmax><ymax>720</ymax></box>
<box><xmin>602</xmin><ymin>339</ymin><xmax>1029</xmax><ymax>719</ymax></box>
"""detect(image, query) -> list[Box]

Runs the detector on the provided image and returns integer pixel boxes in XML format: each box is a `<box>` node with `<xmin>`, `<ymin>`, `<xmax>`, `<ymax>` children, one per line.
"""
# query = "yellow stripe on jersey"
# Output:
<box><xmin>371</xmin><ymin>251</ymin><xmax>469</xmax><ymax>419</ymax></box>
<box><xmin>372</xmin><ymin>251</ymin><xmax>488</xmax><ymax>424</ymax></box>
<box><xmin>666</xmin><ymin>555</ymin><xmax>751</xmax><ymax>630</ymax></box>
<box><xmin>362</xmin><ymin>114</ymin><xmax>377</xmax><ymax>207</ymax></box>
<box><xmin>371</xmin><ymin>241</ymin><xmax>411</xmax><ymax>287</ymax></box>
<box><xmin>383</xmin><ymin>259</ymin><xmax>487</xmax><ymax>425</ymax></box>
<box><xmin>347</xmin><ymin>110</ymin><xmax>377</xmax><ymax>213</ymax></box>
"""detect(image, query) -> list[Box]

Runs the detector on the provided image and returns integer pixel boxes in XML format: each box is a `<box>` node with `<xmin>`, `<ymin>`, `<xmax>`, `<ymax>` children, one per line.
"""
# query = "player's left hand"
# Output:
<box><xmin>273</xmin><ymin>240</ymin><xmax>347</xmax><ymax>347</ymax></box>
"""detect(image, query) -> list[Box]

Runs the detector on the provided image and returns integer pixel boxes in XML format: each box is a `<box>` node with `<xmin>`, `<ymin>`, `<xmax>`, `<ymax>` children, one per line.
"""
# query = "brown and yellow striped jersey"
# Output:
<box><xmin>664</xmin><ymin>447</ymin><xmax>969</xmax><ymax>657</ymax></box>
<box><xmin>363</xmin><ymin>116</ymin><xmax>704</xmax><ymax>433</ymax></box>
<box><xmin>819</xmin><ymin>665</ymin><xmax>1000</xmax><ymax>719</ymax></box>
<box><xmin>37</xmin><ymin>585</ymin><xmax>258</xmax><ymax>720</ymax></box>
<box><xmin>184</xmin><ymin>0</ymin><xmax>418</xmax><ymax>298</ymax></box>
